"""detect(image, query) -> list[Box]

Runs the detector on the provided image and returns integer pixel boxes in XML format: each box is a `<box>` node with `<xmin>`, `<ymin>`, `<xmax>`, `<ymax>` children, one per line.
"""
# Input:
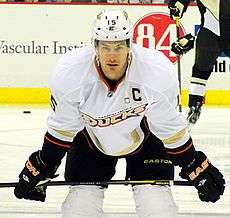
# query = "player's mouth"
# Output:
<box><xmin>107</xmin><ymin>63</ymin><xmax>118</xmax><ymax>66</ymax></box>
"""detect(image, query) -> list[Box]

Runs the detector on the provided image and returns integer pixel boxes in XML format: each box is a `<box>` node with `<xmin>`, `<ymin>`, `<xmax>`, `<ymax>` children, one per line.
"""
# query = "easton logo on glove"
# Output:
<box><xmin>26</xmin><ymin>160</ymin><xmax>40</xmax><ymax>176</ymax></box>
<box><xmin>188</xmin><ymin>158</ymin><xmax>209</xmax><ymax>181</ymax></box>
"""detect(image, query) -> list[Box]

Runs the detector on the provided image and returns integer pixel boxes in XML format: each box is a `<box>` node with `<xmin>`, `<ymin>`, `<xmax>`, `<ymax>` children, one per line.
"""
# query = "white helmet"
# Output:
<box><xmin>92</xmin><ymin>9</ymin><xmax>133</xmax><ymax>42</ymax></box>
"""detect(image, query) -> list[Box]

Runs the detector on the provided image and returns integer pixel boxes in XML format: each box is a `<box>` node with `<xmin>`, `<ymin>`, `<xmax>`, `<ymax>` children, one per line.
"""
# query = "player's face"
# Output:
<box><xmin>97</xmin><ymin>40</ymin><xmax>129</xmax><ymax>81</ymax></box>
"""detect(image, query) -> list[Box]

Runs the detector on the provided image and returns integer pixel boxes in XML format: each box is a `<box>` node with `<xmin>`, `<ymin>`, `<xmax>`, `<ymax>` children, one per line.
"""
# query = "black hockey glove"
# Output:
<box><xmin>171</xmin><ymin>33</ymin><xmax>195</xmax><ymax>55</ymax></box>
<box><xmin>179</xmin><ymin>151</ymin><xmax>225</xmax><ymax>203</ymax></box>
<box><xmin>168</xmin><ymin>0</ymin><xmax>189</xmax><ymax>19</ymax></box>
<box><xmin>14</xmin><ymin>150</ymin><xmax>58</xmax><ymax>202</ymax></box>
<box><xmin>187</xmin><ymin>102</ymin><xmax>202</xmax><ymax>125</ymax></box>
<box><xmin>187</xmin><ymin>94</ymin><xmax>204</xmax><ymax>127</ymax></box>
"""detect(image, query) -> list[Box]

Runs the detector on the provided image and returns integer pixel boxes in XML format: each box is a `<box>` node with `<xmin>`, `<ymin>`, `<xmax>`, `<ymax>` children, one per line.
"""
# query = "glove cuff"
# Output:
<box><xmin>188</xmin><ymin>94</ymin><xmax>204</xmax><ymax>108</ymax></box>
<box><xmin>179</xmin><ymin>151</ymin><xmax>210</xmax><ymax>182</ymax></box>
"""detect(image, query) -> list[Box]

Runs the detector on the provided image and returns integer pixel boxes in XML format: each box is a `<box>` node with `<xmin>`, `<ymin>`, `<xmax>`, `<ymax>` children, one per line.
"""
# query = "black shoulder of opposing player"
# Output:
<box><xmin>168</xmin><ymin>0</ymin><xmax>191</xmax><ymax>8</ymax></box>
<box><xmin>40</xmin><ymin>132</ymin><xmax>72</xmax><ymax>168</ymax></box>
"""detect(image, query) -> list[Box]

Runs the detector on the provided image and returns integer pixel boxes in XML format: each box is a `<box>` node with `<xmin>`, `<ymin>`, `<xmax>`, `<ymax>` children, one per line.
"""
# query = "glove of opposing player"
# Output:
<box><xmin>187</xmin><ymin>94</ymin><xmax>204</xmax><ymax>128</ymax></box>
<box><xmin>168</xmin><ymin>0</ymin><xmax>187</xmax><ymax>19</ymax></box>
<box><xmin>179</xmin><ymin>151</ymin><xmax>225</xmax><ymax>203</ymax></box>
<box><xmin>187</xmin><ymin>102</ymin><xmax>202</xmax><ymax>126</ymax></box>
<box><xmin>14</xmin><ymin>150</ymin><xmax>58</xmax><ymax>202</ymax></box>
<box><xmin>171</xmin><ymin>33</ymin><xmax>195</xmax><ymax>55</ymax></box>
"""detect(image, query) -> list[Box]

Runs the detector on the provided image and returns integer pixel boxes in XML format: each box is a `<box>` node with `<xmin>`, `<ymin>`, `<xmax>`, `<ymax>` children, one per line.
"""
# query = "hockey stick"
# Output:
<box><xmin>0</xmin><ymin>180</ymin><xmax>192</xmax><ymax>188</ymax></box>
<box><xmin>175</xmin><ymin>16</ymin><xmax>183</xmax><ymax>113</ymax></box>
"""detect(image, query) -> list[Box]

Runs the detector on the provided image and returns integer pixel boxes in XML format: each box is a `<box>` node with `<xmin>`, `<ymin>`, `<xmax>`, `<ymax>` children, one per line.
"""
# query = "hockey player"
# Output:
<box><xmin>168</xmin><ymin>0</ymin><xmax>230</xmax><ymax>126</ymax></box>
<box><xmin>14</xmin><ymin>9</ymin><xmax>225</xmax><ymax>218</ymax></box>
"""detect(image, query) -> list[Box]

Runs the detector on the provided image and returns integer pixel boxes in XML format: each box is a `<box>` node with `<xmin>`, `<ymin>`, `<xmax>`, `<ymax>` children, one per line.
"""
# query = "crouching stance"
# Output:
<box><xmin>14</xmin><ymin>9</ymin><xmax>225</xmax><ymax>218</ymax></box>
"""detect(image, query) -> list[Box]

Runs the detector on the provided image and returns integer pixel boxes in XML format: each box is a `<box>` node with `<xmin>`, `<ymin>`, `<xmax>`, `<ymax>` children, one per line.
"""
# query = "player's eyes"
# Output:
<box><xmin>100</xmin><ymin>46</ymin><xmax>125</xmax><ymax>52</ymax></box>
<box><xmin>115</xmin><ymin>46</ymin><xmax>125</xmax><ymax>51</ymax></box>
<box><xmin>101</xmin><ymin>46</ymin><xmax>110</xmax><ymax>51</ymax></box>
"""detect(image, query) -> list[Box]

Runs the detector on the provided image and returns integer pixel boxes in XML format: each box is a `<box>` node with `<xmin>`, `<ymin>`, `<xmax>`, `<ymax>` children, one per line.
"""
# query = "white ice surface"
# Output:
<box><xmin>0</xmin><ymin>105</ymin><xmax>229</xmax><ymax>218</ymax></box>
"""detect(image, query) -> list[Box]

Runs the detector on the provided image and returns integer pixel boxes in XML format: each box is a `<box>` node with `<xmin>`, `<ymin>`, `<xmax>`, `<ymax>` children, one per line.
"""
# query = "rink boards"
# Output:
<box><xmin>0</xmin><ymin>3</ymin><xmax>230</xmax><ymax>105</ymax></box>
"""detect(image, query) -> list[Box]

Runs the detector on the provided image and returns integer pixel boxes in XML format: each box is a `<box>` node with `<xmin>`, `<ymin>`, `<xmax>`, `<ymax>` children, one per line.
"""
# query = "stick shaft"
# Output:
<box><xmin>175</xmin><ymin>17</ymin><xmax>182</xmax><ymax>112</ymax></box>
<box><xmin>0</xmin><ymin>180</ymin><xmax>192</xmax><ymax>188</ymax></box>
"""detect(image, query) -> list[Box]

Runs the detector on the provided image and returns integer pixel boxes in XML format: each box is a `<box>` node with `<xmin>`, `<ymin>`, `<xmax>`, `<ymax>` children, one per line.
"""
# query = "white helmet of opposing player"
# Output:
<box><xmin>92</xmin><ymin>9</ymin><xmax>133</xmax><ymax>42</ymax></box>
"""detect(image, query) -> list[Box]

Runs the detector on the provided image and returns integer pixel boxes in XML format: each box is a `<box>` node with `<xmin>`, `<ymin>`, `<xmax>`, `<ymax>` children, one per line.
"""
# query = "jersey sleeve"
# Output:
<box><xmin>146</xmin><ymin>82</ymin><xmax>190</xmax><ymax>150</ymax></box>
<box><xmin>46</xmin><ymin>56</ymin><xmax>85</xmax><ymax>143</ymax></box>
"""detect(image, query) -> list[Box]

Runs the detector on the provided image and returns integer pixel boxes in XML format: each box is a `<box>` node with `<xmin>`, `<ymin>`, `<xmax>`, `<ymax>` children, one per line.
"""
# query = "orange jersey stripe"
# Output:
<box><xmin>167</xmin><ymin>142</ymin><xmax>193</xmax><ymax>155</ymax></box>
<box><xmin>45</xmin><ymin>135</ymin><xmax>71</xmax><ymax>149</ymax></box>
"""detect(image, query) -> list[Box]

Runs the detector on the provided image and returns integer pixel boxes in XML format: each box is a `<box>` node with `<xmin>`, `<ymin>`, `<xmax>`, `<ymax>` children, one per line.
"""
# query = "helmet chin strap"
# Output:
<box><xmin>95</xmin><ymin>53</ymin><xmax>100</xmax><ymax>67</ymax></box>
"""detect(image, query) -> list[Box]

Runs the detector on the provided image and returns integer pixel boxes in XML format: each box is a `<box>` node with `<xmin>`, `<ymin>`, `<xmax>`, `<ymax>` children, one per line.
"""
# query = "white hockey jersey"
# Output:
<box><xmin>47</xmin><ymin>44</ymin><xmax>190</xmax><ymax>156</ymax></box>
